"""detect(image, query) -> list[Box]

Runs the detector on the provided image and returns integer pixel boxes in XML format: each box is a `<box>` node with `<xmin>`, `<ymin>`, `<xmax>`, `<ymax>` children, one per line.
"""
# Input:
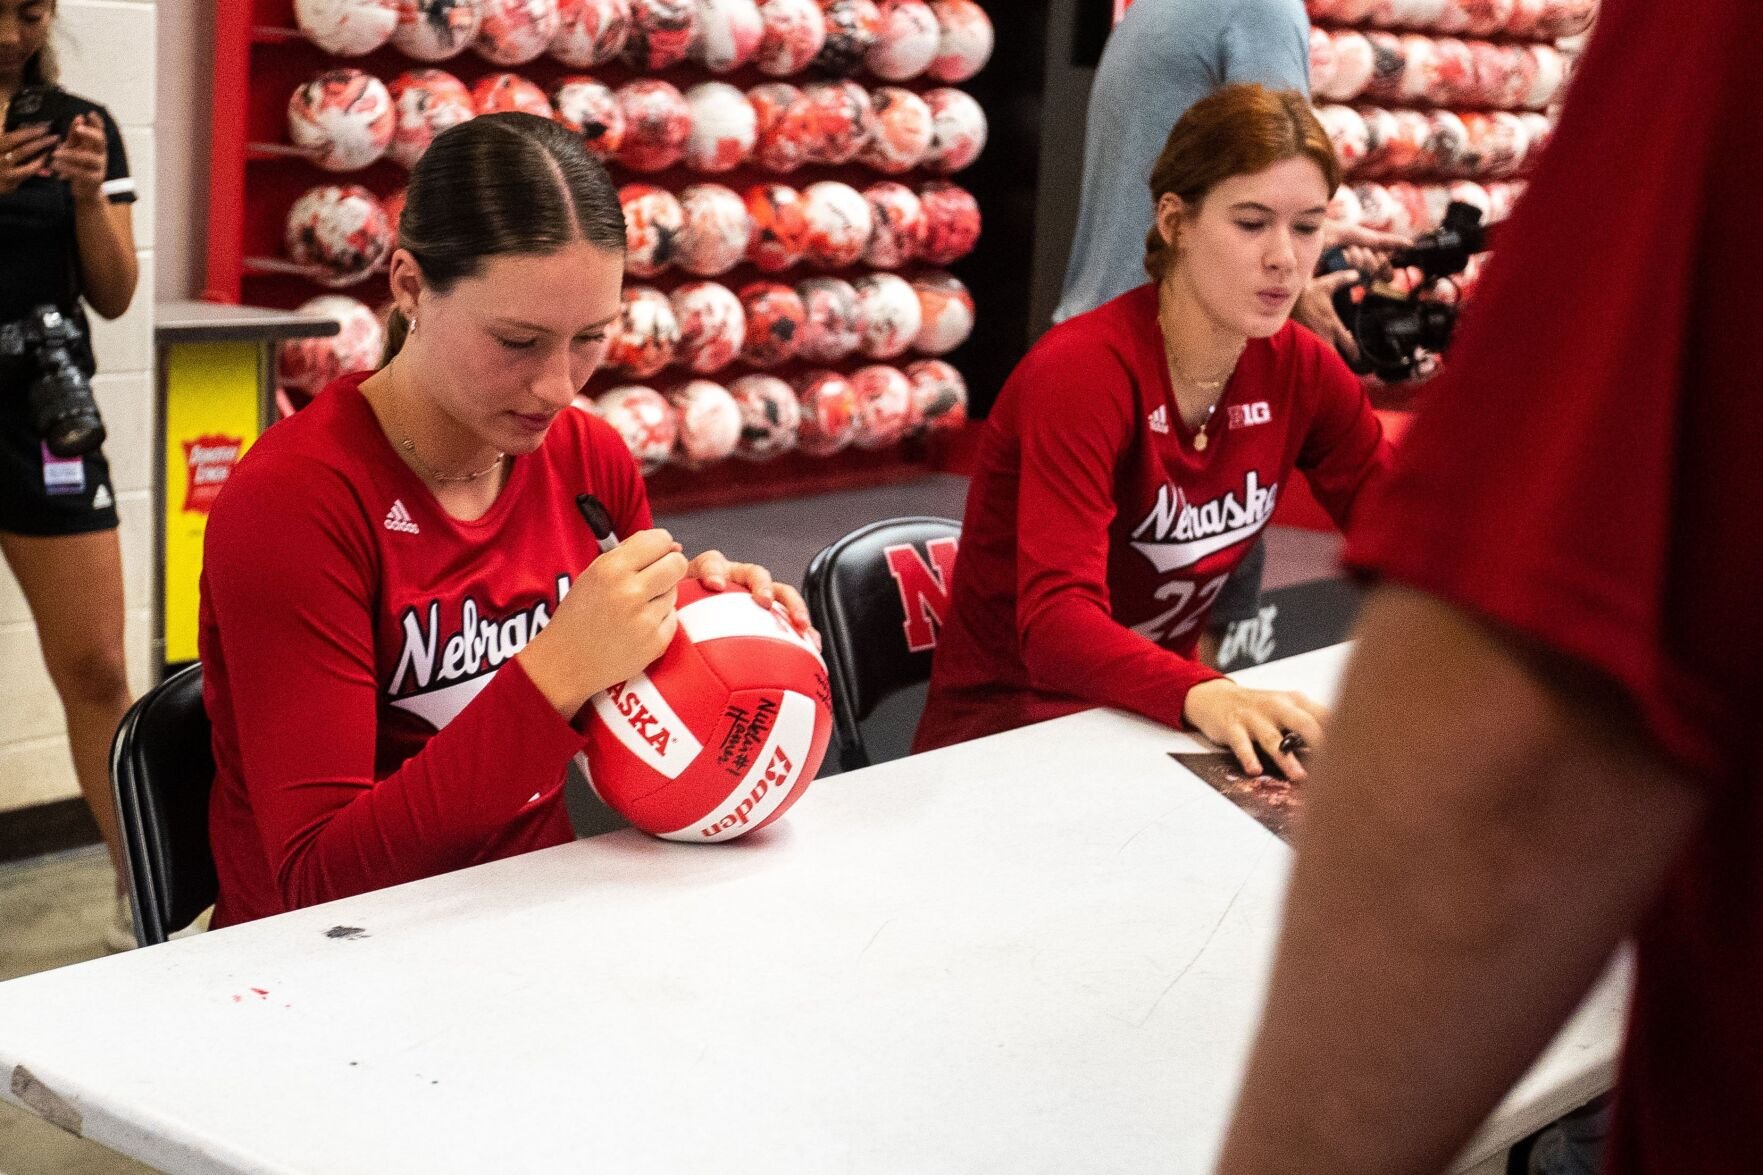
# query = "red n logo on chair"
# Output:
<box><xmin>883</xmin><ymin>538</ymin><xmax>959</xmax><ymax>653</ymax></box>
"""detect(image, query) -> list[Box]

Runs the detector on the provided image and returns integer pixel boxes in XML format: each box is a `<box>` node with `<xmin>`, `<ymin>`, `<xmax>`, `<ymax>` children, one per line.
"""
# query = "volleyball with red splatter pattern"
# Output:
<box><xmin>296</xmin><ymin>0</ymin><xmax>399</xmax><ymax>56</ymax></box>
<box><xmin>684</xmin><ymin>83</ymin><xmax>757</xmax><ymax>173</ymax></box>
<box><xmin>475</xmin><ymin>0</ymin><xmax>561</xmax><ymax>64</ymax></box>
<box><xmin>617</xmin><ymin>79</ymin><xmax>692</xmax><ymax>172</ymax></box>
<box><xmin>286</xmin><ymin>184</ymin><xmax>393</xmax><ymax>287</ymax></box>
<box><xmin>849</xmin><ymin>365</ymin><xmax>915</xmax><ymax>450</ymax></box>
<box><xmin>738</xmin><ymin>282</ymin><xmax>808</xmax><ymax>367</ymax></box>
<box><xmin>925</xmin><ymin>0</ymin><xmax>990</xmax><ymax>83</ymax></box>
<box><xmin>608</xmin><ymin>287</ymin><xmax>682</xmax><ymax>379</ymax></box>
<box><xmin>472</xmin><ymin>72</ymin><xmax>555</xmax><ymax>117</ymax></box>
<box><xmin>861</xmin><ymin>181</ymin><xmax>926</xmax><ymax>268</ymax></box>
<box><xmin>392</xmin><ymin>0</ymin><xmax>480</xmax><ymax>61</ymax></box>
<box><xmin>596</xmin><ymin>384</ymin><xmax>677</xmax><ymax>473</ymax></box>
<box><xmin>677</xmin><ymin>183</ymin><xmax>753</xmax><ymax>276</ymax></box>
<box><xmin>1356</xmin><ymin>106</ymin><xmax>1400</xmax><ymax>177</ymax></box>
<box><xmin>553</xmin><ymin>76</ymin><xmax>625</xmax><ymax>158</ymax></box>
<box><xmin>801</xmin><ymin>181</ymin><xmax>873</xmax><ymax>269</ymax></box>
<box><xmin>910</xmin><ymin>270</ymin><xmax>972</xmax><ymax>355</ymax></box>
<box><xmin>904</xmin><ymin>358</ymin><xmax>966</xmax><ymax>432</ymax></box>
<box><xmin>289</xmin><ymin>69</ymin><xmax>395</xmax><ymax>173</ymax></box>
<box><xmin>279</xmin><ymin>295</ymin><xmax>386</xmax><ymax>393</ymax></box>
<box><xmin>694</xmin><ymin>0</ymin><xmax>765</xmax><ymax>72</ymax></box>
<box><xmin>1319</xmin><ymin>31</ymin><xmax>1372</xmax><ymax>102</ymax></box>
<box><xmin>853</xmin><ymin>272</ymin><xmax>922</xmax><ymax>360</ymax></box>
<box><xmin>668</xmin><ymin>379</ymin><xmax>743</xmax><ymax>466</ymax></box>
<box><xmin>794</xmin><ymin>370</ymin><xmax>858</xmax><ymax>457</ymax></box>
<box><xmin>754</xmin><ymin>0</ymin><xmax>825</xmax><ymax>75</ymax></box>
<box><xmin>1309</xmin><ymin>27</ymin><xmax>1337</xmax><ymax>97</ymax></box>
<box><xmin>797</xmin><ymin>81</ymin><xmax>875</xmax><ymax>165</ymax></box>
<box><xmin>620</xmin><ymin>183</ymin><xmax>685</xmax><ymax>277</ymax></box>
<box><xmin>918</xmin><ymin>182</ymin><xmax>980</xmax><ymax>265</ymax></box>
<box><xmin>858</xmin><ymin>87</ymin><xmax>933</xmax><ymax>174</ymax></box>
<box><xmin>729</xmin><ymin>375</ymin><xmax>801</xmax><ymax>460</ymax></box>
<box><xmin>868</xmin><ymin>0</ymin><xmax>938</xmax><ymax>81</ymax></box>
<box><xmin>671</xmin><ymin>282</ymin><xmax>747</xmax><ymax>374</ymax></box>
<box><xmin>1352</xmin><ymin>182</ymin><xmax>1400</xmax><ymax>232</ymax></box>
<box><xmin>749</xmin><ymin>83</ymin><xmax>810</xmax><ymax>173</ymax></box>
<box><xmin>1362</xmin><ymin>32</ymin><xmax>1406</xmax><ymax>102</ymax></box>
<box><xmin>922</xmin><ymin>87</ymin><xmax>986</xmax><ymax>174</ymax></box>
<box><xmin>745</xmin><ymin>183</ymin><xmax>809</xmax><ymax>272</ymax></box>
<box><xmin>624</xmin><ymin>0</ymin><xmax>699</xmax><ymax>69</ymax></box>
<box><xmin>816</xmin><ymin>0</ymin><xmax>882</xmax><ymax>76</ymax></box>
<box><xmin>795</xmin><ymin>277</ymin><xmax>863</xmax><ymax>363</ymax></box>
<box><xmin>551</xmin><ymin>0</ymin><xmax>631</xmax><ymax>66</ymax></box>
<box><xmin>1315</xmin><ymin>105</ymin><xmax>1368</xmax><ymax>172</ymax></box>
<box><xmin>386</xmin><ymin>70</ymin><xmax>474</xmax><ymax>169</ymax></box>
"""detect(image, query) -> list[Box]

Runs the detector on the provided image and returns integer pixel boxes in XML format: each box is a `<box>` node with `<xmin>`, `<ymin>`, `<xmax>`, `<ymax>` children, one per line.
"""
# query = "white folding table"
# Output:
<box><xmin>0</xmin><ymin>644</ymin><xmax>1627</xmax><ymax>1173</ymax></box>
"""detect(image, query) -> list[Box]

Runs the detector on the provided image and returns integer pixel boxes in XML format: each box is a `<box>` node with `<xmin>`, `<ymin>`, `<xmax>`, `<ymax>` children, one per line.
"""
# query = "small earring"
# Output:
<box><xmin>408</xmin><ymin>317</ymin><xmax>418</xmax><ymax>334</ymax></box>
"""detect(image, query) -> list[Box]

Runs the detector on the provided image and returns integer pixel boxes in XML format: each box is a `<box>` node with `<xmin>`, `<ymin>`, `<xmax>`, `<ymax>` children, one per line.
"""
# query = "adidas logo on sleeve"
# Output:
<box><xmin>383</xmin><ymin>499</ymin><xmax>420</xmax><ymax>535</ymax></box>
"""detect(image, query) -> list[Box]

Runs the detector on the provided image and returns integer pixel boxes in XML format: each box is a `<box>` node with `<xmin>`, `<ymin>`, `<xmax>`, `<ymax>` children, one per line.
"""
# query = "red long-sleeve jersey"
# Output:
<box><xmin>914</xmin><ymin>285</ymin><xmax>1391</xmax><ymax>752</ymax></box>
<box><xmin>200</xmin><ymin>374</ymin><xmax>651</xmax><ymax>927</ymax></box>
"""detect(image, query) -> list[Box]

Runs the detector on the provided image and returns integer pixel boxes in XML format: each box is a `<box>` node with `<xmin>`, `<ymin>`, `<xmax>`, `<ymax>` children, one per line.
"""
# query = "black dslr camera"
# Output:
<box><xmin>0</xmin><ymin>306</ymin><xmax>106</xmax><ymax>458</ymax></box>
<box><xmin>1323</xmin><ymin>201</ymin><xmax>1488</xmax><ymax>383</ymax></box>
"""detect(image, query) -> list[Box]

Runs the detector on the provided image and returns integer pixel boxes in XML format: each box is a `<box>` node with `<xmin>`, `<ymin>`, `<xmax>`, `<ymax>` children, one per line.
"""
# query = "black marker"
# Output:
<box><xmin>1278</xmin><ymin>730</ymin><xmax>1307</xmax><ymax>755</ymax></box>
<box><xmin>575</xmin><ymin>493</ymin><xmax>619</xmax><ymax>554</ymax></box>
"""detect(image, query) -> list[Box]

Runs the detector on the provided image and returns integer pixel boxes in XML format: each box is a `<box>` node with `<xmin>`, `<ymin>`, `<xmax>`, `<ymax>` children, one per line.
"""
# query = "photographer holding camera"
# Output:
<box><xmin>2</xmin><ymin>0</ymin><xmax>142</xmax><ymax>950</ymax></box>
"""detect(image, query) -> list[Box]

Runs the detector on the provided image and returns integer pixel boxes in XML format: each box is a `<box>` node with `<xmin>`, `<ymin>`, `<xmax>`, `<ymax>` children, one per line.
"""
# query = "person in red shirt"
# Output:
<box><xmin>913</xmin><ymin>85</ymin><xmax>1391</xmax><ymax>776</ymax></box>
<box><xmin>200</xmin><ymin>114</ymin><xmax>813</xmax><ymax>928</ymax></box>
<box><xmin>1217</xmin><ymin>2</ymin><xmax>1763</xmax><ymax>1171</ymax></box>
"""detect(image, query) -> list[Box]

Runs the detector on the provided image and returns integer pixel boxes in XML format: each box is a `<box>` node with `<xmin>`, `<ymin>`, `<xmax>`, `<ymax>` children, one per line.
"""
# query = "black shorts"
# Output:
<box><xmin>0</xmin><ymin>367</ymin><xmax>119</xmax><ymax>537</ymax></box>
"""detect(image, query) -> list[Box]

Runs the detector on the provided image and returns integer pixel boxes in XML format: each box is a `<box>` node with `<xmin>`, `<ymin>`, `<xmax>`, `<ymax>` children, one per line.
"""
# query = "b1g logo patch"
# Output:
<box><xmin>1228</xmin><ymin>402</ymin><xmax>1271</xmax><ymax>429</ymax></box>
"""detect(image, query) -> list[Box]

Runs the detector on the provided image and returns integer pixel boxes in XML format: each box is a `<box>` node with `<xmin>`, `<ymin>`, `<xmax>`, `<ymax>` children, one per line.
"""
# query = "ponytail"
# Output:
<box><xmin>380</xmin><ymin>305</ymin><xmax>411</xmax><ymax>366</ymax></box>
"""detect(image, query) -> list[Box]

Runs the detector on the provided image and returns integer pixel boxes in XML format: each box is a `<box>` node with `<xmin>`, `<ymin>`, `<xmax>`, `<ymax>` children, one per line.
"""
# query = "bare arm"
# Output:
<box><xmin>1217</xmin><ymin>586</ymin><xmax>1705</xmax><ymax>1174</ymax></box>
<box><xmin>53</xmin><ymin>114</ymin><xmax>138</xmax><ymax>320</ymax></box>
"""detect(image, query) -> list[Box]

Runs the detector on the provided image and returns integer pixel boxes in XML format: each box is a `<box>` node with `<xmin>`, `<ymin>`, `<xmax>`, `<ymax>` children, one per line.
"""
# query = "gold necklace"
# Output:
<box><xmin>1162</xmin><ymin>337</ymin><xmax>1243</xmax><ymax>453</ymax></box>
<box><xmin>381</xmin><ymin>377</ymin><xmax>506</xmax><ymax>483</ymax></box>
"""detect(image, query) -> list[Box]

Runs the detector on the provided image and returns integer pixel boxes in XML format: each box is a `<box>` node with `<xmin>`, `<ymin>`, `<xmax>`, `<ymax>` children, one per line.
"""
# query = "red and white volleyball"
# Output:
<box><xmin>1464</xmin><ymin>0</ymin><xmax>1516</xmax><ymax>35</ymax></box>
<box><xmin>1315</xmin><ymin>105</ymin><xmax>1369</xmax><ymax>173</ymax></box>
<box><xmin>616</xmin><ymin>79</ymin><xmax>692</xmax><ymax>172</ymax></box>
<box><xmin>816</xmin><ymin>0</ymin><xmax>883</xmax><ymax>76</ymax></box>
<box><xmin>925</xmin><ymin>0</ymin><xmax>991</xmax><ymax>82</ymax></box>
<box><xmin>677</xmin><ymin>183</ymin><xmax>753</xmax><ymax>276</ymax></box>
<box><xmin>1308</xmin><ymin>27</ymin><xmax>1338</xmax><ymax>98</ymax></box>
<box><xmin>1321</xmin><ymin>31</ymin><xmax>1373</xmax><ymax>101</ymax></box>
<box><xmin>551</xmin><ymin>0</ymin><xmax>632</xmax><ymax>66</ymax></box>
<box><xmin>858</xmin><ymin>87</ymin><xmax>934</xmax><ymax>174</ymax></box>
<box><xmin>917</xmin><ymin>181</ymin><xmax>981</xmax><ymax>265</ymax></box>
<box><xmin>1485</xmin><ymin>179</ymin><xmax>1522</xmax><ymax>222</ymax></box>
<box><xmin>581</xmin><ymin>579</ymin><xmax>831</xmax><ymax>843</ymax></box>
<box><xmin>861</xmin><ymin>181</ymin><xmax>926</xmax><ymax>268</ymax></box>
<box><xmin>797</xmin><ymin>81</ymin><xmax>875</xmax><ymax>165</ymax></box>
<box><xmin>922</xmin><ymin>87</ymin><xmax>986</xmax><ymax>174</ymax></box>
<box><xmin>729</xmin><ymin>374</ymin><xmax>801</xmax><ymax>460</ymax></box>
<box><xmin>800</xmin><ymin>181</ymin><xmax>874</xmax><ymax>269</ymax></box>
<box><xmin>620</xmin><ymin>183</ymin><xmax>684</xmax><ymax>277</ymax></box>
<box><xmin>1378</xmin><ymin>0</ymin><xmax>1448</xmax><ymax>27</ymax></box>
<box><xmin>1396</xmin><ymin>35</ymin><xmax>1436</xmax><ymax>104</ymax></box>
<box><xmin>1521</xmin><ymin>45</ymin><xmax>1564</xmax><ymax>111</ymax></box>
<box><xmin>472</xmin><ymin>73</ymin><xmax>556</xmax><ymax>117</ymax></box>
<box><xmin>672</xmin><ymin>281</ymin><xmax>747</xmax><ymax>373</ymax></box>
<box><xmin>911</xmin><ymin>270</ymin><xmax>973</xmax><ymax>355</ymax></box>
<box><xmin>289</xmin><ymin>70</ymin><xmax>395</xmax><ymax>173</ymax></box>
<box><xmin>868</xmin><ymin>0</ymin><xmax>939</xmax><ymax>81</ymax></box>
<box><xmin>684</xmin><ymin>82</ymin><xmax>757</xmax><ymax>173</ymax></box>
<box><xmin>1327</xmin><ymin>183</ymin><xmax>1363</xmax><ymax>227</ymax></box>
<box><xmin>853</xmin><ymin>272</ymin><xmax>923</xmax><ymax>360</ymax></box>
<box><xmin>278</xmin><ymin>296</ymin><xmax>385</xmax><ymax>394</ymax></box>
<box><xmin>1505</xmin><ymin>0</ymin><xmax>1546</xmax><ymax>36</ymax></box>
<box><xmin>849</xmin><ymin>364</ymin><xmax>916</xmax><ymax>450</ymax></box>
<box><xmin>295</xmin><ymin>0</ymin><xmax>398</xmax><ymax>56</ymax></box>
<box><xmin>286</xmin><ymin>185</ymin><xmax>393</xmax><ymax>287</ymax></box>
<box><xmin>1352</xmin><ymin>182</ymin><xmax>1400</xmax><ymax>232</ymax></box>
<box><xmin>1356</xmin><ymin>105</ymin><xmax>1400</xmax><ymax>177</ymax></box>
<box><xmin>553</xmin><ymin>76</ymin><xmax>625</xmax><ymax>158</ymax></box>
<box><xmin>749</xmin><ymin>83</ymin><xmax>810</xmax><ymax>173</ymax></box>
<box><xmin>738</xmin><ymin>281</ymin><xmax>808</xmax><ymax>367</ymax></box>
<box><xmin>623</xmin><ymin>0</ymin><xmax>699</xmax><ymax>69</ymax></box>
<box><xmin>744</xmin><ymin>184</ymin><xmax>808</xmax><ymax>272</ymax></box>
<box><xmin>595</xmin><ymin>384</ymin><xmax>677</xmax><ymax>473</ymax></box>
<box><xmin>667</xmin><ymin>380</ymin><xmax>743</xmax><ymax>466</ymax></box>
<box><xmin>386</xmin><ymin>70</ymin><xmax>474</xmax><ymax>170</ymax></box>
<box><xmin>794</xmin><ymin>277</ymin><xmax>863</xmax><ymax>364</ymax></box>
<box><xmin>475</xmin><ymin>0</ymin><xmax>562</xmax><ymax>64</ymax></box>
<box><xmin>607</xmin><ymin>286</ymin><xmax>682</xmax><ymax>378</ymax></box>
<box><xmin>1383</xmin><ymin>181</ymin><xmax>1431</xmax><ymax>235</ymax></box>
<box><xmin>1362</xmin><ymin>32</ymin><xmax>1406</xmax><ymax>101</ymax></box>
<box><xmin>904</xmin><ymin>358</ymin><xmax>966</xmax><ymax>432</ymax></box>
<box><xmin>393</xmin><ymin>0</ymin><xmax>481</xmax><ymax>61</ymax></box>
<box><xmin>1517</xmin><ymin>112</ymin><xmax>1551</xmax><ymax>166</ymax></box>
<box><xmin>1420</xmin><ymin>109</ymin><xmax>1469</xmax><ymax>175</ymax></box>
<box><xmin>794</xmin><ymin>370</ymin><xmax>859</xmax><ymax>456</ymax></box>
<box><xmin>693</xmin><ymin>0</ymin><xmax>765</xmax><ymax>72</ymax></box>
<box><xmin>1381</xmin><ymin>108</ymin><xmax>1430</xmax><ymax>177</ymax></box>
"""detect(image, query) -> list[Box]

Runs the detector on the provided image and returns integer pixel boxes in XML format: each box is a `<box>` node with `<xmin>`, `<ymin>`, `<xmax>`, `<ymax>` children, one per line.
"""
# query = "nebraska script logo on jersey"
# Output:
<box><xmin>884</xmin><ymin>537</ymin><xmax>959</xmax><ymax>654</ymax></box>
<box><xmin>1130</xmin><ymin>472</ymin><xmax>1279</xmax><ymax>573</ymax></box>
<box><xmin>387</xmin><ymin>574</ymin><xmax>572</xmax><ymax>729</ymax></box>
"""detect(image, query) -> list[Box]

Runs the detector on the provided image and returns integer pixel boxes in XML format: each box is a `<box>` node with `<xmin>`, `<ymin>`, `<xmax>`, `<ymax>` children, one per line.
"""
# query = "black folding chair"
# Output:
<box><xmin>804</xmin><ymin>517</ymin><xmax>961</xmax><ymax>771</ymax></box>
<box><xmin>109</xmin><ymin>664</ymin><xmax>217</xmax><ymax>946</ymax></box>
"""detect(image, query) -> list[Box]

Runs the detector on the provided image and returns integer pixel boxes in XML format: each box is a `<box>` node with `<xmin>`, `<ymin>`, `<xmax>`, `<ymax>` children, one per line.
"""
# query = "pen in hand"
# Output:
<box><xmin>575</xmin><ymin>493</ymin><xmax>619</xmax><ymax>554</ymax></box>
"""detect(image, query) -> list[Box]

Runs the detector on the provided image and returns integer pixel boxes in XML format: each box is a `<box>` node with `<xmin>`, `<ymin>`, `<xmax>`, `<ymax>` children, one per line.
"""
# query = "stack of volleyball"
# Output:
<box><xmin>581</xmin><ymin>579</ymin><xmax>832</xmax><ymax>842</ymax></box>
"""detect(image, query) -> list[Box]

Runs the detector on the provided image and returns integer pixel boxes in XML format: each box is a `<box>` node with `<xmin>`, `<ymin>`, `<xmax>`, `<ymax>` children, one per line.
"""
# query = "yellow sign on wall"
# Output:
<box><xmin>162</xmin><ymin>341</ymin><xmax>262</xmax><ymax>666</ymax></box>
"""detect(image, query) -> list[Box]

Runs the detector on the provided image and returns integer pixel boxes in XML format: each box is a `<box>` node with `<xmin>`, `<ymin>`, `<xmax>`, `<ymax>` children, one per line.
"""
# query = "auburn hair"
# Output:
<box><xmin>1143</xmin><ymin>84</ymin><xmax>1343</xmax><ymax>282</ymax></box>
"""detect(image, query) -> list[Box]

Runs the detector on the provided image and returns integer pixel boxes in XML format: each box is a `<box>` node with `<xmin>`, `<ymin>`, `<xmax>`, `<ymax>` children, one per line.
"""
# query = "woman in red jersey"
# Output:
<box><xmin>199</xmin><ymin>114</ymin><xmax>813</xmax><ymax>927</ymax></box>
<box><xmin>914</xmin><ymin>85</ymin><xmax>1393</xmax><ymax>778</ymax></box>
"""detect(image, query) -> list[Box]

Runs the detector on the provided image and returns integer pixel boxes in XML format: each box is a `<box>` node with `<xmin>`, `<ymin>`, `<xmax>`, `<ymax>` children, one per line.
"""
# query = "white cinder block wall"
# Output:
<box><xmin>0</xmin><ymin>0</ymin><xmax>158</xmax><ymax>815</ymax></box>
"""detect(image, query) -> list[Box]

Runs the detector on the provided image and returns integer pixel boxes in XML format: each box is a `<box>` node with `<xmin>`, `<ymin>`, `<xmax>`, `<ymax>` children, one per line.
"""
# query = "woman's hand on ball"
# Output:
<box><xmin>518</xmin><ymin>529</ymin><xmax>688</xmax><ymax>717</ymax></box>
<box><xmin>1182</xmin><ymin>680</ymin><xmax>1328</xmax><ymax>780</ymax></box>
<box><xmin>688</xmin><ymin>550</ymin><xmax>821</xmax><ymax>649</ymax></box>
